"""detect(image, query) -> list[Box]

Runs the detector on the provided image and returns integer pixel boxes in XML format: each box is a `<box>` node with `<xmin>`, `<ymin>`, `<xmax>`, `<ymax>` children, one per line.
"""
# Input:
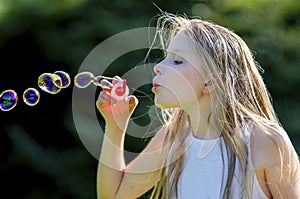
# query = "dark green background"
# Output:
<box><xmin>0</xmin><ymin>0</ymin><xmax>299</xmax><ymax>198</ymax></box>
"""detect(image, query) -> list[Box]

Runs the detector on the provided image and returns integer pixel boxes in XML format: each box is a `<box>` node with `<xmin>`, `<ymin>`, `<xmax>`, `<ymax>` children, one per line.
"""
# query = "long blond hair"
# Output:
<box><xmin>148</xmin><ymin>13</ymin><xmax>286</xmax><ymax>199</ymax></box>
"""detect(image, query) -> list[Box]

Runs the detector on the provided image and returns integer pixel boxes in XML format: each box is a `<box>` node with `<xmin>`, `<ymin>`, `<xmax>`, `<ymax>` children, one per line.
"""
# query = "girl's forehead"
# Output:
<box><xmin>167</xmin><ymin>32</ymin><xmax>197</xmax><ymax>57</ymax></box>
<box><xmin>167</xmin><ymin>32</ymin><xmax>201</xmax><ymax>64</ymax></box>
<box><xmin>167</xmin><ymin>31</ymin><xmax>207</xmax><ymax>76</ymax></box>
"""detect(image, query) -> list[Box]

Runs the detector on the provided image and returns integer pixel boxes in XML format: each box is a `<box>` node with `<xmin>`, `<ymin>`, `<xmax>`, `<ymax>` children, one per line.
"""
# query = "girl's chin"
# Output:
<box><xmin>154</xmin><ymin>98</ymin><xmax>179</xmax><ymax>109</ymax></box>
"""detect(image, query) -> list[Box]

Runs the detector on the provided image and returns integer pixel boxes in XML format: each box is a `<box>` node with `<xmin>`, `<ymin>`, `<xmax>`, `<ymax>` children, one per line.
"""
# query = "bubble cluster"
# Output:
<box><xmin>0</xmin><ymin>90</ymin><xmax>18</xmax><ymax>111</ymax></box>
<box><xmin>1</xmin><ymin>70</ymin><xmax>130</xmax><ymax>111</ymax></box>
<box><xmin>38</xmin><ymin>73</ymin><xmax>62</xmax><ymax>94</ymax></box>
<box><xmin>23</xmin><ymin>88</ymin><xmax>40</xmax><ymax>106</ymax></box>
<box><xmin>1</xmin><ymin>70</ymin><xmax>71</xmax><ymax>111</ymax></box>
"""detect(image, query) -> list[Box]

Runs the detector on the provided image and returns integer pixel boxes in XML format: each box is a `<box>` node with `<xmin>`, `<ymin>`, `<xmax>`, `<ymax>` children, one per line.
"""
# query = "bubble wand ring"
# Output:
<box><xmin>110</xmin><ymin>80</ymin><xmax>129</xmax><ymax>101</ymax></box>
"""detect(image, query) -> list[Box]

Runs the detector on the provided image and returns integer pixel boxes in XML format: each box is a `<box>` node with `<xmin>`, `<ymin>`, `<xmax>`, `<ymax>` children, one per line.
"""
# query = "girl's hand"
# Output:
<box><xmin>96</xmin><ymin>77</ymin><xmax>138</xmax><ymax>131</ymax></box>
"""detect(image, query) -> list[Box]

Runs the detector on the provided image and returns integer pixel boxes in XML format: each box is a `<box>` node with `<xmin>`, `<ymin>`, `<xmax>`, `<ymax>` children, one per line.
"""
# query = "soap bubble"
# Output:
<box><xmin>0</xmin><ymin>90</ymin><xmax>18</xmax><ymax>111</ymax></box>
<box><xmin>38</xmin><ymin>73</ymin><xmax>62</xmax><ymax>94</ymax></box>
<box><xmin>23</xmin><ymin>88</ymin><xmax>40</xmax><ymax>106</ymax></box>
<box><xmin>74</xmin><ymin>71</ymin><xmax>94</xmax><ymax>88</ymax></box>
<box><xmin>93</xmin><ymin>75</ymin><xmax>115</xmax><ymax>87</ymax></box>
<box><xmin>54</xmin><ymin>71</ymin><xmax>71</xmax><ymax>88</ymax></box>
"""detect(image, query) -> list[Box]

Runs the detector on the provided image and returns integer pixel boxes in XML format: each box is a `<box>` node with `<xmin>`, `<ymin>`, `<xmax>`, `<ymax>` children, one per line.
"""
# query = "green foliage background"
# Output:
<box><xmin>0</xmin><ymin>0</ymin><xmax>299</xmax><ymax>198</ymax></box>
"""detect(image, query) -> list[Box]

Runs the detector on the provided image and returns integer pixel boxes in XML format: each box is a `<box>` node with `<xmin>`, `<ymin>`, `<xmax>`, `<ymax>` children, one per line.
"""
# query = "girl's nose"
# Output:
<box><xmin>153</xmin><ymin>62</ymin><xmax>163</xmax><ymax>75</ymax></box>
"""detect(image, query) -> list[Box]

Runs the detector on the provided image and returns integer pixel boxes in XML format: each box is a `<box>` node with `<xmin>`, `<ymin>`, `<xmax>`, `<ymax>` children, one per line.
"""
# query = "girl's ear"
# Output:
<box><xmin>203</xmin><ymin>81</ymin><xmax>215</xmax><ymax>94</ymax></box>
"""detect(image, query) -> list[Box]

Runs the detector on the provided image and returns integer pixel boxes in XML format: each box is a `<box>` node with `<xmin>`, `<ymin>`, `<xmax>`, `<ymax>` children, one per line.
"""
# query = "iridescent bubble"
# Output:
<box><xmin>93</xmin><ymin>75</ymin><xmax>115</xmax><ymax>88</ymax></box>
<box><xmin>74</xmin><ymin>71</ymin><xmax>94</xmax><ymax>88</ymax></box>
<box><xmin>54</xmin><ymin>71</ymin><xmax>71</xmax><ymax>88</ymax></box>
<box><xmin>23</xmin><ymin>88</ymin><xmax>40</xmax><ymax>106</ymax></box>
<box><xmin>0</xmin><ymin>90</ymin><xmax>18</xmax><ymax>111</ymax></box>
<box><xmin>38</xmin><ymin>73</ymin><xmax>62</xmax><ymax>94</ymax></box>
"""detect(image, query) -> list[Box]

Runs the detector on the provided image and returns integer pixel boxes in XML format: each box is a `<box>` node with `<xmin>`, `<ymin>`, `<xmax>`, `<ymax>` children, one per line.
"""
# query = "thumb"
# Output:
<box><xmin>126</xmin><ymin>95</ymin><xmax>138</xmax><ymax>110</ymax></box>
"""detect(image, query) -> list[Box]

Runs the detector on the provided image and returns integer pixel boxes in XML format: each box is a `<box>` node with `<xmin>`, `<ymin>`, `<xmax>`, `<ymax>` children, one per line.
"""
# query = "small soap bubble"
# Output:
<box><xmin>0</xmin><ymin>90</ymin><xmax>18</xmax><ymax>111</ymax></box>
<box><xmin>93</xmin><ymin>75</ymin><xmax>115</xmax><ymax>88</ymax></box>
<box><xmin>38</xmin><ymin>73</ymin><xmax>62</xmax><ymax>94</ymax></box>
<box><xmin>54</xmin><ymin>71</ymin><xmax>71</xmax><ymax>88</ymax></box>
<box><xmin>23</xmin><ymin>88</ymin><xmax>40</xmax><ymax>106</ymax></box>
<box><xmin>74</xmin><ymin>71</ymin><xmax>94</xmax><ymax>88</ymax></box>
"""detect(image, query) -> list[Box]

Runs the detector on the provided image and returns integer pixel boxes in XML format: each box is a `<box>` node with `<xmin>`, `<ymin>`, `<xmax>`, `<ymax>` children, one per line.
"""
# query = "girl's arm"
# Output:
<box><xmin>97</xmin><ymin>124</ymin><xmax>167</xmax><ymax>199</ymax></box>
<box><xmin>96</xmin><ymin>88</ymin><xmax>167</xmax><ymax>199</ymax></box>
<box><xmin>265</xmin><ymin>132</ymin><xmax>300</xmax><ymax>199</ymax></box>
<box><xmin>252</xmin><ymin>125</ymin><xmax>300</xmax><ymax>199</ymax></box>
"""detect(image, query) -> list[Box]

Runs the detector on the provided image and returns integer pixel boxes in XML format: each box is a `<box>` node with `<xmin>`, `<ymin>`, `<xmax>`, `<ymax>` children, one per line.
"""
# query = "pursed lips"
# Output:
<box><xmin>152</xmin><ymin>81</ymin><xmax>160</xmax><ymax>93</ymax></box>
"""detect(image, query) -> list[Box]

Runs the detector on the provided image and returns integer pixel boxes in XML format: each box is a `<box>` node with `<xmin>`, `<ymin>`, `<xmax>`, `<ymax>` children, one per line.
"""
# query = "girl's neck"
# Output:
<box><xmin>189</xmin><ymin>114</ymin><xmax>221</xmax><ymax>140</ymax></box>
<box><xmin>184</xmin><ymin>96</ymin><xmax>221</xmax><ymax>140</ymax></box>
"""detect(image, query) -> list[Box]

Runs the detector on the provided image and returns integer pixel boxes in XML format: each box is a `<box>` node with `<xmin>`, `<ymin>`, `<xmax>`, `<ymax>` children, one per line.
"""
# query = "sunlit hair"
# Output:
<box><xmin>149</xmin><ymin>12</ymin><xmax>287</xmax><ymax>199</ymax></box>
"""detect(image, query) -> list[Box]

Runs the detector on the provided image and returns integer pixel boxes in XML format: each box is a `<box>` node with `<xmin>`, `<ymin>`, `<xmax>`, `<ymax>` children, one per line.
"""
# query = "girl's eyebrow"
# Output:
<box><xmin>166</xmin><ymin>48</ymin><xmax>186</xmax><ymax>57</ymax></box>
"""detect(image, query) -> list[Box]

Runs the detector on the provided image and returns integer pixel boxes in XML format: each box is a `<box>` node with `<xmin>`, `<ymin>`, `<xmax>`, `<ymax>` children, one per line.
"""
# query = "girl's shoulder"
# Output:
<box><xmin>249</xmin><ymin>124</ymin><xmax>292</xmax><ymax>169</ymax></box>
<box><xmin>249</xmin><ymin>123</ymin><xmax>300</xmax><ymax>198</ymax></box>
<box><xmin>144</xmin><ymin>125</ymin><xmax>168</xmax><ymax>153</ymax></box>
<box><xmin>249</xmin><ymin>123</ymin><xmax>299</xmax><ymax>184</ymax></box>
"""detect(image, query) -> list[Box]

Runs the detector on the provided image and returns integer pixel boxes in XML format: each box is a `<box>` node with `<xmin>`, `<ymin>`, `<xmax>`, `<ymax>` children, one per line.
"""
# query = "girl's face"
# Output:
<box><xmin>152</xmin><ymin>31</ymin><xmax>209</xmax><ymax>109</ymax></box>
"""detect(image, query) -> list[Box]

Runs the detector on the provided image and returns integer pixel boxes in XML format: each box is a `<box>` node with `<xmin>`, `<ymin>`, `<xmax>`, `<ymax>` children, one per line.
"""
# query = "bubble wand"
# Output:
<box><xmin>74</xmin><ymin>71</ymin><xmax>129</xmax><ymax>100</ymax></box>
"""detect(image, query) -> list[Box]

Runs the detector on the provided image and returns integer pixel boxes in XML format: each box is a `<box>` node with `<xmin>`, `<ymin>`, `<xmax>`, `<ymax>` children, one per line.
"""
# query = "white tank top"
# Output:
<box><xmin>168</xmin><ymin>126</ymin><xmax>269</xmax><ymax>199</ymax></box>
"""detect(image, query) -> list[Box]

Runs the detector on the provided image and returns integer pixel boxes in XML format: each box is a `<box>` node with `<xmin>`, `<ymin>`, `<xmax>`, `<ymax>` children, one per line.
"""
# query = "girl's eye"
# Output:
<box><xmin>173</xmin><ymin>60</ymin><xmax>183</xmax><ymax>65</ymax></box>
<box><xmin>173</xmin><ymin>54</ymin><xmax>183</xmax><ymax>65</ymax></box>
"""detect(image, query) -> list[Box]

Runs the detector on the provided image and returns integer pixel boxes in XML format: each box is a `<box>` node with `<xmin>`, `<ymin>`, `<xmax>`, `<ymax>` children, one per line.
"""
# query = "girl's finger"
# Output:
<box><xmin>98</xmin><ymin>91</ymin><xmax>116</xmax><ymax>105</ymax></box>
<box><xmin>99</xmin><ymin>91</ymin><xmax>110</xmax><ymax>101</ymax></box>
<box><xmin>96</xmin><ymin>96</ymin><xmax>107</xmax><ymax>108</ymax></box>
<box><xmin>97</xmin><ymin>96</ymin><xmax>110</xmax><ymax>106</ymax></box>
<box><xmin>112</xmin><ymin>76</ymin><xmax>122</xmax><ymax>84</ymax></box>
<box><xmin>100</xmin><ymin>79</ymin><xmax>113</xmax><ymax>89</ymax></box>
<box><xmin>113</xmin><ymin>75</ymin><xmax>122</xmax><ymax>80</ymax></box>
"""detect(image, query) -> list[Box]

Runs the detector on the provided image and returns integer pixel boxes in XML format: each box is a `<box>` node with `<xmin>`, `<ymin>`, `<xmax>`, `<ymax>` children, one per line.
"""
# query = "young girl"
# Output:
<box><xmin>96</xmin><ymin>13</ymin><xmax>300</xmax><ymax>199</ymax></box>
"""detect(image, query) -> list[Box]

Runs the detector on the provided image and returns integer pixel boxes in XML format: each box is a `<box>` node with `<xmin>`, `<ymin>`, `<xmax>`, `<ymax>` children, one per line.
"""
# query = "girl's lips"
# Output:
<box><xmin>151</xmin><ymin>85</ymin><xmax>159</xmax><ymax>93</ymax></box>
<box><xmin>152</xmin><ymin>82</ymin><xmax>160</xmax><ymax>93</ymax></box>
